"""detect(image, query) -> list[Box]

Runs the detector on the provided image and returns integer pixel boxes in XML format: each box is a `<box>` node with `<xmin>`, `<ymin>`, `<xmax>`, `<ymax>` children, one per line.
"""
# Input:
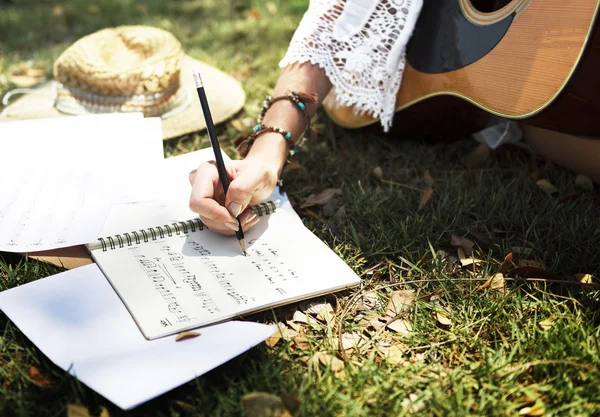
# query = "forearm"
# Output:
<box><xmin>246</xmin><ymin>62</ymin><xmax>332</xmax><ymax>177</ymax></box>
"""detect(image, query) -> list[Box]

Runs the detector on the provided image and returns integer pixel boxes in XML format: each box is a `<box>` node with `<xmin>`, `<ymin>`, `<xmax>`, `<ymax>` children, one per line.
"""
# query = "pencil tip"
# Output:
<box><xmin>239</xmin><ymin>239</ymin><xmax>247</xmax><ymax>256</ymax></box>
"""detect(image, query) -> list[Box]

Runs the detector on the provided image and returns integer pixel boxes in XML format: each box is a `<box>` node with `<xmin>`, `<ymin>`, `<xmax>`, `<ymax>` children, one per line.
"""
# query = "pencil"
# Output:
<box><xmin>193</xmin><ymin>71</ymin><xmax>246</xmax><ymax>255</ymax></box>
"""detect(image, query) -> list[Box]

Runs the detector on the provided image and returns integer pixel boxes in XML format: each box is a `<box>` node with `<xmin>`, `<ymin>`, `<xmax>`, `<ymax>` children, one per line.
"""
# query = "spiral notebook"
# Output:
<box><xmin>87</xmin><ymin>198</ymin><xmax>361</xmax><ymax>340</ymax></box>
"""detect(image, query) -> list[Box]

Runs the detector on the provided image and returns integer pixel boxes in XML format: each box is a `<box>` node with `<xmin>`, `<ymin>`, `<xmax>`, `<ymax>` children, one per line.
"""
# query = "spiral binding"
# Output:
<box><xmin>92</xmin><ymin>199</ymin><xmax>281</xmax><ymax>252</ymax></box>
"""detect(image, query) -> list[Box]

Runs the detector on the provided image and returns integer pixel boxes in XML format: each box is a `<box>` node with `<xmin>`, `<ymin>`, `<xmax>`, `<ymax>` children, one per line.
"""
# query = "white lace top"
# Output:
<box><xmin>279</xmin><ymin>0</ymin><xmax>424</xmax><ymax>132</ymax></box>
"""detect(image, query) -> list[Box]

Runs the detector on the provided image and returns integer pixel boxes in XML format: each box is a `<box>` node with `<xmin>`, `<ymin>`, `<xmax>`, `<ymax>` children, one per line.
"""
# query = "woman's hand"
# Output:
<box><xmin>188</xmin><ymin>133</ymin><xmax>287</xmax><ymax>235</ymax></box>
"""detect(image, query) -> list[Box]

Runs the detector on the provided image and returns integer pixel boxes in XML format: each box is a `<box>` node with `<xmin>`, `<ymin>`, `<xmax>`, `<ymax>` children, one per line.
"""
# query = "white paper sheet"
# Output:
<box><xmin>0</xmin><ymin>264</ymin><xmax>275</xmax><ymax>410</ymax></box>
<box><xmin>0</xmin><ymin>114</ymin><xmax>164</xmax><ymax>252</ymax></box>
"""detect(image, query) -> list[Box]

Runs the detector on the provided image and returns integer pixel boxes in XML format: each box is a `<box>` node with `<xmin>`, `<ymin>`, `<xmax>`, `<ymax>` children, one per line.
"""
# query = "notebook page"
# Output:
<box><xmin>91</xmin><ymin>207</ymin><xmax>360</xmax><ymax>340</ymax></box>
<box><xmin>0</xmin><ymin>114</ymin><xmax>164</xmax><ymax>252</ymax></box>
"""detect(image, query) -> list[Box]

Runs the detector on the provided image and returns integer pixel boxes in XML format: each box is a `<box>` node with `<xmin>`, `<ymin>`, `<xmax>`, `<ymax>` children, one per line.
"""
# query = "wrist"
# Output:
<box><xmin>245</xmin><ymin>131</ymin><xmax>289</xmax><ymax>179</ymax></box>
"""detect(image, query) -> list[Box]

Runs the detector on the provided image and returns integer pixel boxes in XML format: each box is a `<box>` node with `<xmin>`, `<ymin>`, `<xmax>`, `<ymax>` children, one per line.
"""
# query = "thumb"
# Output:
<box><xmin>224</xmin><ymin>166</ymin><xmax>267</xmax><ymax>218</ymax></box>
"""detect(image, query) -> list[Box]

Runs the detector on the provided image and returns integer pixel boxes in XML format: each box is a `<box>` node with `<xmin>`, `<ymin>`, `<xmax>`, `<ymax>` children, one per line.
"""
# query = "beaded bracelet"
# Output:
<box><xmin>235</xmin><ymin>90</ymin><xmax>318</xmax><ymax>161</ymax></box>
<box><xmin>236</xmin><ymin>123</ymin><xmax>299</xmax><ymax>162</ymax></box>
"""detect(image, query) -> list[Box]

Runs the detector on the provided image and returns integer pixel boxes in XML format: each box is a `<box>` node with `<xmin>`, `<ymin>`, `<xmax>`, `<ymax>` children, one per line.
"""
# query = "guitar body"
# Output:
<box><xmin>324</xmin><ymin>0</ymin><xmax>600</xmax><ymax>138</ymax></box>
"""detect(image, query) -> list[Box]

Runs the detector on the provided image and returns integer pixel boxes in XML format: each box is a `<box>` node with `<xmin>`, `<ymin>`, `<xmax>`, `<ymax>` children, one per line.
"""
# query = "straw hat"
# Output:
<box><xmin>0</xmin><ymin>26</ymin><xmax>245</xmax><ymax>140</ymax></box>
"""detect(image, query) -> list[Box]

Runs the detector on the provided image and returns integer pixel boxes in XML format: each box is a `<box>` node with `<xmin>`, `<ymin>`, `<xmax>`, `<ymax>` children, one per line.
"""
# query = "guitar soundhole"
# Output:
<box><xmin>470</xmin><ymin>0</ymin><xmax>514</xmax><ymax>12</ymax></box>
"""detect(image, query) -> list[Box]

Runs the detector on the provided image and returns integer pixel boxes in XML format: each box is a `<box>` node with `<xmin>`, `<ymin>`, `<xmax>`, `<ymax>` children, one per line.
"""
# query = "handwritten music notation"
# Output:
<box><xmin>159</xmin><ymin>244</ymin><xmax>220</xmax><ymax>314</ymax></box>
<box><xmin>188</xmin><ymin>241</ymin><xmax>249</xmax><ymax>306</ymax></box>
<box><xmin>248</xmin><ymin>238</ymin><xmax>299</xmax><ymax>286</ymax></box>
<box><xmin>131</xmin><ymin>247</ymin><xmax>191</xmax><ymax>325</ymax></box>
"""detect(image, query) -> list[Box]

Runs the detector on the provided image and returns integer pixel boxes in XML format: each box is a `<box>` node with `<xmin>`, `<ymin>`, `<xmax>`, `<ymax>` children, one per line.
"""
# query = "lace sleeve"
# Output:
<box><xmin>279</xmin><ymin>0</ymin><xmax>423</xmax><ymax>132</ymax></box>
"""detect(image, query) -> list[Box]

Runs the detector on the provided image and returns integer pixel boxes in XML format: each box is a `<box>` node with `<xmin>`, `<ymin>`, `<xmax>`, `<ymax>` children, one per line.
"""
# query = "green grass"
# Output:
<box><xmin>1</xmin><ymin>1</ymin><xmax>600</xmax><ymax>416</ymax></box>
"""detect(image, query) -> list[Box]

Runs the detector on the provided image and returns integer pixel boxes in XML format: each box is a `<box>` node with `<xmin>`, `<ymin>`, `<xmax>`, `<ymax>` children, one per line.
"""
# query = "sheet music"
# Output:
<box><xmin>91</xmin><ymin>207</ymin><xmax>360</xmax><ymax>340</ymax></box>
<box><xmin>0</xmin><ymin>114</ymin><xmax>164</xmax><ymax>252</ymax></box>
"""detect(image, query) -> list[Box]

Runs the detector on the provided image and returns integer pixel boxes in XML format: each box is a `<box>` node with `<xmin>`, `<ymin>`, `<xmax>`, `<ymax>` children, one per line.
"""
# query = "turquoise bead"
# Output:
<box><xmin>297</xmin><ymin>101</ymin><xmax>306</xmax><ymax>111</ymax></box>
<box><xmin>253</xmin><ymin>124</ymin><xmax>261</xmax><ymax>132</ymax></box>
<box><xmin>285</xmin><ymin>132</ymin><xmax>292</xmax><ymax>139</ymax></box>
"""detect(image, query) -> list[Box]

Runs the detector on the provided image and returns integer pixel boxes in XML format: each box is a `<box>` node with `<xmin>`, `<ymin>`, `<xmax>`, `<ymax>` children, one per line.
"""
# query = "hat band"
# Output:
<box><xmin>54</xmin><ymin>80</ymin><xmax>191</xmax><ymax>119</ymax></box>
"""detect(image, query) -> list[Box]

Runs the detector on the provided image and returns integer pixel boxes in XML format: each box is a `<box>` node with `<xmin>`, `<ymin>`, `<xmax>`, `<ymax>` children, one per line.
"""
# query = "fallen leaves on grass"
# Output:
<box><xmin>175</xmin><ymin>331</ymin><xmax>200</xmax><ymax>342</ymax></box>
<box><xmin>423</xmin><ymin>169</ymin><xmax>435</xmax><ymax>185</ymax></box>
<box><xmin>312</xmin><ymin>351</ymin><xmax>345</xmax><ymax>373</ymax></box>
<box><xmin>536</xmin><ymin>179</ymin><xmax>558</xmax><ymax>195</ymax></box>
<box><xmin>386</xmin><ymin>319</ymin><xmax>412</xmax><ymax>335</ymax></box>
<box><xmin>436</xmin><ymin>311</ymin><xmax>452</xmax><ymax>326</ymax></box>
<box><xmin>300</xmin><ymin>188</ymin><xmax>342</xmax><ymax>208</ymax></box>
<box><xmin>575</xmin><ymin>273</ymin><xmax>594</xmax><ymax>292</ymax></box>
<box><xmin>575</xmin><ymin>174</ymin><xmax>594</xmax><ymax>191</ymax></box>
<box><xmin>372</xmin><ymin>166</ymin><xmax>383</xmax><ymax>180</ymax></box>
<box><xmin>451</xmin><ymin>234</ymin><xmax>475</xmax><ymax>256</ymax></box>
<box><xmin>418</xmin><ymin>187</ymin><xmax>433</xmax><ymax>211</ymax></box>
<box><xmin>538</xmin><ymin>317</ymin><xmax>554</xmax><ymax>331</ymax></box>
<box><xmin>386</xmin><ymin>290</ymin><xmax>415</xmax><ymax>317</ymax></box>
<box><xmin>519</xmin><ymin>404</ymin><xmax>545</xmax><ymax>416</ymax></box>
<box><xmin>246</xmin><ymin>7</ymin><xmax>261</xmax><ymax>21</ymax></box>
<box><xmin>478</xmin><ymin>273</ymin><xmax>506</xmax><ymax>292</ymax></box>
<box><xmin>241</xmin><ymin>392</ymin><xmax>294</xmax><ymax>417</ymax></box>
<box><xmin>28</xmin><ymin>365</ymin><xmax>53</xmax><ymax>387</ymax></box>
<box><xmin>457</xmin><ymin>247</ymin><xmax>485</xmax><ymax>269</ymax></box>
<box><xmin>67</xmin><ymin>404</ymin><xmax>110</xmax><ymax>417</ymax></box>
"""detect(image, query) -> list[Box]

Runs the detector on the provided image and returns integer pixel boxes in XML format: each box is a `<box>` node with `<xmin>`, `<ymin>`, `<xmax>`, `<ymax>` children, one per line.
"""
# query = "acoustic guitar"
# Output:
<box><xmin>323</xmin><ymin>0</ymin><xmax>600</xmax><ymax>138</ymax></box>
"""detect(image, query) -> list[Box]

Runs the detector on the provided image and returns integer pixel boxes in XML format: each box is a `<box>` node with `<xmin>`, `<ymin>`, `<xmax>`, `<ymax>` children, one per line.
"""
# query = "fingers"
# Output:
<box><xmin>224</xmin><ymin>165</ymin><xmax>268</xmax><ymax>218</ymax></box>
<box><xmin>200</xmin><ymin>209</ymin><xmax>261</xmax><ymax>236</ymax></box>
<box><xmin>189</xmin><ymin>163</ymin><xmax>237</xmax><ymax>228</ymax></box>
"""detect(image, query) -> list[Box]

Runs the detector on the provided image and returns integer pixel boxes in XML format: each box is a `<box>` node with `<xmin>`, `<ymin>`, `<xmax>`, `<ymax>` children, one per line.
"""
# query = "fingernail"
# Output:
<box><xmin>244</xmin><ymin>213</ymin><xmax>257</xmax><ymax>224</ymax></box>
<box><xmin>225</xmin><ymin>221</ymin><xmax>239</xmax><ymax>232</ymax></box>
<box><xmin>228</xmin><ymin>202</ymin><xmax>242</xmax><ymax>218</ymax></box>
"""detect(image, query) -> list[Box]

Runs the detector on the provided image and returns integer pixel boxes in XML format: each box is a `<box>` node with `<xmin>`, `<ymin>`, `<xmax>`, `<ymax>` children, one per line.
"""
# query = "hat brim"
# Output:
<box><xmin>0</xmin><ymin>55</ymin><xmax>246</xmax><ymax>141</ymax></box>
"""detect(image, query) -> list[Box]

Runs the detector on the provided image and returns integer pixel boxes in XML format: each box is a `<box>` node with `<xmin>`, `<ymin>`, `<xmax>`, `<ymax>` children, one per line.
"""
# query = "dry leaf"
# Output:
<box><xmin>292</xmin><ymin>336</ymin><xmax>310</xmax><ymax>350</ymax></box>
<box><xmin>479</xmin><ymin>273</ymin><xmax>506</xmax><ymax>292</ymax></box>
<box><xmin>458</xmin><ymin>246</ymin><xmax>484</xmax><ymax>269</ymax></box>
<box><xmin>52</xmin><ymin>5</ymin><xmax>65</xmax><ymax>16</ymax></box>
<box><xmin>300</xmin><ymin>188</ymin><xmax>341</xmax><ymax>208</ymax></box>
<box><xmin>509</xmin><ymin>259</ymin><xmax>547</xmax><ymax>277</ymax></box>
<box><xmin>436</xmin><ymin>311</ymin><xmax>452</xmax><ymax>326</ymax></box>
<box><xmin>292</xmin><ymin>310</ymin><xmax>308</xmax><ymax>324</ymax></box>
<box><xmin>372</xmin><ymin>166</ymin><xmax>383</xmax><ymax>180</ymax></box>
<box><xmin>312</xmin><ymin>352</ymin><xmax>345</xmax><ymax>372</ymax></box>
<box><xmin>386</xmin><ymin>290</ymin><xmax>415</xmax><ymax>317</ymax></box>
<box><xmin>539</xmin><ymin>317</ymin><xmax>554</xmax><ymax>331</ymax></box>
<box><xmin>246</xmin><ymin>7</ymin><xmax>261</xmax><ymax>21</ymax></box>
<box><xmin>451</xmin><ymin>234</ymin><xmax>475</xmax><ymax>256</ymax></box>
<box><xmin>304</xmin><ymin>302</ymin><xmax>334</xmax><ymax>317</ymax></box>
<box><xmin>266</xmin><ymin>2</ymin><xmax>278</xmax><ymax>14</ymax></box>
<box><xmin>498</xmin><ymin>253</ymin><xmax>515</xmax><ymax>274</ymax></box>
<box><xmin>466</xmin><ymin>143</ymin><xmax>491</xmax><ymax>169</ymax></box>
<box><xmin>519</xmin><ymin>405</ymin><xmax>545</xmax><ymax>416</ymax></box>
<box><xmin>418</xmin><ymin>187</ymin><xmax>433</xmax><ymax>211</ymax></box>
<box><xmin>381</xmin><ymin>344</ymin><xmax>407</xmax><ymax>365</ymax></box>
<box><xmin>369</xmin><ymin>317</ymin><xmax>387</xmax><ymax>331</ymax></box>
<box><xmin>241</xmin><ymin>392</ymin><xmax>292</xmax><ymax>417</ymax></box>
<box><xmin>401</xmin><ymin>393</ymin><xmax>425</xmax><ymax>413</ymax></box>
<box><xmin>423</xmin><ymin>169</ymin><xmax>435</xmax><ymax>185</ymax></box>
<box><xmin>575</xmin><ymin>174</ymin><xmax>594</xmax><ymax>191</ymax></box>
<box><xmin>356</xmin><ymin>292</ymin><xmax>379</xmax><ymax>311</ymax></box>
<box><xmin>175</xmin><ymin>331</ymin><xmax>200</xmax><ymax>342</ymax></box>
<box><xmin>386</xmin><ymin>319</ymin><xmax>412</xmax><ymax>335</ymax></box>
<box><xmin>265</xmin><ymin>322</ymin><xmax>288</xmax><ymax>347</ymax></box>
<box><xmin>575</xmin><ymin>273</ymin><xmax>594</xmax><ymax>292</ymax></box>
<box><xmin>338</xmin><ymin>333</ymin><xmax>365</xmax><ymax>350</ymax></box>
<box><xmin>29</xmin><ymin>366</ymin><xmax>52</xmax><ymax>387</ymax></box>
<box><xmin>536</xmin><ymin>179</ymin><xmax>558</xmax><ymax>195</ymax></box>
<box><xmin>67</xmin><ymin>404</ymin><xmax>110</xmax><ymax>417</ymax></box>
<box><xmin>286</xmin><ymin>320</ymin><xmax>302</xmax><ymax>333</ymax></box>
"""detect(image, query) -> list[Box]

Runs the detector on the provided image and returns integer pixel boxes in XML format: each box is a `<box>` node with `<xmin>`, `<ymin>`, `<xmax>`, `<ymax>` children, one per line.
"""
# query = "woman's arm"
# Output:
<box><xmin>188</xmin><ymin>62</ymin><xmax>332</xmax><ymax>235</ymax></box>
